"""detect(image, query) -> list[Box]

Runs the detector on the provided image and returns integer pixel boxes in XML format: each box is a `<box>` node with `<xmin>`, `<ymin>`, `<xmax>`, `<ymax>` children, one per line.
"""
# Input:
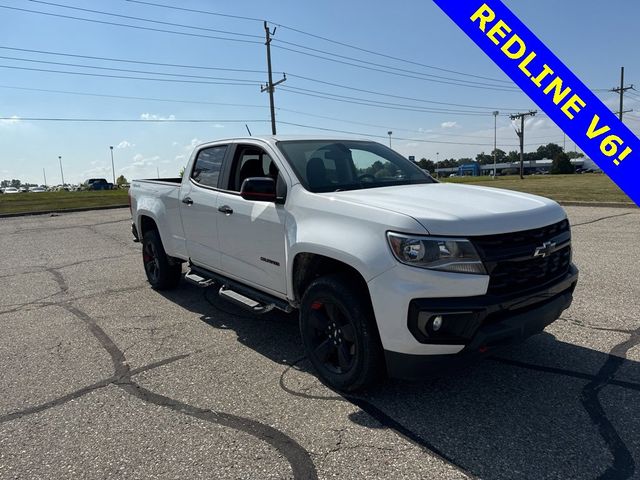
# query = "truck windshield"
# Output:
<box><xmin>277</xmin><ymin>140</ymin><xmax>434</xmax><ymax>193</ymax></box>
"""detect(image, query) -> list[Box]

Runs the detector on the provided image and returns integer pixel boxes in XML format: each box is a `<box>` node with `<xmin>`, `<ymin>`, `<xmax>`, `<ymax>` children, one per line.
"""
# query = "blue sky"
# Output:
<box><xmin>0</xmin><ymin>0</ymin><xmax>639</xmax><ymax>185</ymax></box>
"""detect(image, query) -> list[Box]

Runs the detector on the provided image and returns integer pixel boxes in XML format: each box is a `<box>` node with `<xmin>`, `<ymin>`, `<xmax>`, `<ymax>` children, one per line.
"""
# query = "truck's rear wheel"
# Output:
<box><xmin>142</xmin><ymin>229</ymin><xmax>181</xmax><ymax>290</ymax></box>
<box><xmin>299</xmin><ymin>275</ymin><xmax>384</xmax><ymax>392</ymax></box>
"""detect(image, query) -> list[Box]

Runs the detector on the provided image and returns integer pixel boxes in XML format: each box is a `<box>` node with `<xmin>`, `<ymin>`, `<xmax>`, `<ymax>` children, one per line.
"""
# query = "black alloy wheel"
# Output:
<box><xmin>307</xmin><ymin>299</ymin><xmax>357</xmax><ymax>374</ymax></box>
<box><xmin>141</xmin><ymin>229</ymin><xmax>182</xmax><ymax>290</ymax></box>
<box><xmin>143</xmin><ymin>240</ymin><xmax>161</xmax><ymax>284</ymax></box>
<box><xmin>300</xmin><ymin>274</ymin><xmax>384</xmax><ymax>392</ymax></box>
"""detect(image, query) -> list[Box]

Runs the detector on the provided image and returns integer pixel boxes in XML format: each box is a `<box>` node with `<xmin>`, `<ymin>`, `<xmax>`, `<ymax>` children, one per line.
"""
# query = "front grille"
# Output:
<box><xmin>471</xmin><ymin>220</ymin><xmax>572</xmax><ymax>296</ymax></box>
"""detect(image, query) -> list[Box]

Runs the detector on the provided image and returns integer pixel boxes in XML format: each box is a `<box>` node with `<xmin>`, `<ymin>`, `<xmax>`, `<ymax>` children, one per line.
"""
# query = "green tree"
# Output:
<box><xmin>567</xmin><ymin>151</ymin><xmax>584</xmax><ymax>159</ymax></box>
<box><xmin>417</xmin><ymin>158</ymin><xmax>435</xmax><ymax>173</ymax></box>
<box><xmin>536</xmin><ymin>143</ymin><xmax>564</xmax><ymax>160</ymax></box>
<box><xmin>506</xmin><ymin>150</ymin><xmax>519</xmax><ymax>162</ymax></box>
<box><xmin>116</xmin><ymin>175</ymin><xmax>128</xmax><ymax>186</ymax></box>
<box><xmin>550</xmin><ymin>152</ymin><xmax>575</xmax><ymax>174</ymax></box>
<box><xmin>179</xmin><ymin>167</ymin><xmax>185</xmax><ymax>177</ymax></box>
<box><xmin>492</xmin><ymin>148</ymin><xmax>507</xmax><ymax>162</ymax></box>
<box><xmin>475</xmin><ymin>152</ymin><xmax>493</xmax><ymax>165</ymax></box>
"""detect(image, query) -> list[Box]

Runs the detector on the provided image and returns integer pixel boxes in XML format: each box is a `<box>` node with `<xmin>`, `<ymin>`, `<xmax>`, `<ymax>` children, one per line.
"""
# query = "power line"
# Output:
<box><xmin>0</xmin><ymin>46</ymin><xmax>523</xmax><ymax>111</ymax></box>
<box><xmin>0</xmin><ymin>117</ymin><xmax>268</xmax><ymax>123</ymax></box>
<box><xmin>125</xmin><ymin>0</ymin><xmax>265</xmax><ymax>23</ymax></box>
<box><xmin>0</xmin><ymin>4</ymin><xmax>262</xmax><ymax>45</ymax></box>
<box><xmin>0</xmin><ymin>55</ymin><xmax>262</xmax><ymax>83</ymax></box>
<box><xmin>0</xmin><ymin>83</ymin><xmax>564</xmax><ymax>143</ymax></box>
<box><xmin>287</xmin><ymin>73</ymin><xmax>525</xmax><ymax>111</ymax></box>
<box><xmin>0</xmin><ymin>64</ymin><xmax>259</xmax><ymax>86</ymax></box>
<box><xmin>0</xmin><ymin>84</ymin><xmax>268</xmax><ymax>108</ymax></box>
<box><xmin>27</xmin><ymin>0</ymin><xmax>263</xmax><ymax>39</ymax></box>
<box><xmin>275</xmin><ymin>39</ymin><xmax>515</xmax><ymax>90</ymax></box>
<box><xmin>274</xmin><ymin>44</ymin><xmax>520</xmax><ymax>92</ymax></box>
<box><xmin>125</xmin><ymin>0</ymin><xmax>512</xmax><ymax>85</ymax></box>
<box><xmin>279</xmin><ymin>86</ymin><xmax>496</xmax><ymax>115</ymax></box>
<box><xmin>0</xmin><ymin>46</ymin><xmax>270</xmax><ymax>74</ymax></box>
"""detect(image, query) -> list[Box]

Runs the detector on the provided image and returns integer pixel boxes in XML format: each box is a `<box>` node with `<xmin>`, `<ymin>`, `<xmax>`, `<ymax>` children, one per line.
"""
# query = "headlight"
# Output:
<box><xmin>387</xmin><ymin>232</ymin><xmax>486</xmax><ymax>274</ymax></box>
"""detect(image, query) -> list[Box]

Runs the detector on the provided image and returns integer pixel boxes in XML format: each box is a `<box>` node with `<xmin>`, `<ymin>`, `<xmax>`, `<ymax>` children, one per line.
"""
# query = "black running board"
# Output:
<box><xmin>187</xmin><ymin>263</ymin><xmax>293</xmax><ymax>314</ymax></box>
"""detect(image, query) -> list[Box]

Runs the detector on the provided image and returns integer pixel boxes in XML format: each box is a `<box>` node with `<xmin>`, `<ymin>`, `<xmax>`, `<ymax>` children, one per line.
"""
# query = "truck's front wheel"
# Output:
<box><xmin>142</xmin><ymin>229</ymin><xmax>181</xmax><ymax>290</ymax></box>
<box><xmin>299</xmin><ymin>275</ymin><xmax>384</xmax><ymax>392</ymax></box>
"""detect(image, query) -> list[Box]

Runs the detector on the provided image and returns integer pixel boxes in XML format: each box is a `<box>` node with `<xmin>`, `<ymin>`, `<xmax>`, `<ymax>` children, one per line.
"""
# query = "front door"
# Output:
<box><xmin>216</xmin><ymin>144</ymin><xmax>288</xmax><ymax>295</ymax></box>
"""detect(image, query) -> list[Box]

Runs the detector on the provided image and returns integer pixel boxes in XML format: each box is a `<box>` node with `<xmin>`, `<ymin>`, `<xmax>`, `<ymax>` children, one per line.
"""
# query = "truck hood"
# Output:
<box><xmin>331</xmin><ymin>183</ymin><xmax>566</xmax><ymax>236</ymax></box>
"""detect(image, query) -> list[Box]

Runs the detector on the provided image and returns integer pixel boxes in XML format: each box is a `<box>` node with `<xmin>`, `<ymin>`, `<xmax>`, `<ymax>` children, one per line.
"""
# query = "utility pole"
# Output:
<box><xmin>58</xmin><ymin>155</ymin><xmax>65</xmax><ymax>186</ymax></box>
<box><xmin>436</xmin><ymin>152</ymin><xmax>440</xmax><ymax>178</ymax></box>
<box><xmin>43</xmin><ymin>168</ymin><xmax>47</xmax><ymax>187</ymax></box>
<box><xmin>261</xmin><ymin>21</ymin><xmax>286</xmax><ymax>135</ymax></box>
<box><xmin>492</xmin><ymin>111</ymin><xmax>499</xmax><ymax>178</ymax></box>
<box><xmin>611</xmin><ymin>66</ymin><xmax>633</xmax><ymax>121</ymax></box>
<box><xmin>387</xmin><ymin>131</ymin><xmax>393</xmax><ymax>148</ymax></box>
<box><xmin>509</xmin><ymin>111</ymin><xmax>537</xmax><ymax>179</ymax></box>
<box><xmin>110</xmin><ymin>146</ymin><xmax>116</xmax><ymax>186</ymax></box>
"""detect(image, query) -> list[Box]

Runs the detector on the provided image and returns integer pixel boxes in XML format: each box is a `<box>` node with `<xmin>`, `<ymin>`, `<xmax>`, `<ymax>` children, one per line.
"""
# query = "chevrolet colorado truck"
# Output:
<box><xmin>129</xmin><ymin>137</ymin><xmax>578</xmax><ymax>391</ymax></box>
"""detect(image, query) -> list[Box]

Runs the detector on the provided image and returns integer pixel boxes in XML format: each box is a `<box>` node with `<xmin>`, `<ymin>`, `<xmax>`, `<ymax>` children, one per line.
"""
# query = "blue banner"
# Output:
<box><xmin>433</xmin><ymin>0</ymin><xmax>640</xmax><ymax>206</ymax></box>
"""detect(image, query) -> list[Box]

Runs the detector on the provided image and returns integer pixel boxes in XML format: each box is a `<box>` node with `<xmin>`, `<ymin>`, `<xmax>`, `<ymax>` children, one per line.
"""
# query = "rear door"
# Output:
<box><xmin>180</xmin><ymin>144</ymin><xmax>229</xmax><ymax>271</ymax></box>
<box><xmin>216</xmin><ymin>143</ymin><xmax>288</xmax><ymax>295</ymax></box>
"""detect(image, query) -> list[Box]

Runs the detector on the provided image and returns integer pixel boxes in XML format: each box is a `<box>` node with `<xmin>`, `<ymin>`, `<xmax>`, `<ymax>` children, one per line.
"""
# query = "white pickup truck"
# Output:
<box><xmin>129</xmin><ymin>136</ymin><xmax>578</xmax><ymax>391</ymax></box>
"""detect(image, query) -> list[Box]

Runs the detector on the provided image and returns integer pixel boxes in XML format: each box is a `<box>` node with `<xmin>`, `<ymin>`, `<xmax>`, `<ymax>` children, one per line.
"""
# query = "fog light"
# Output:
<box><xmin>432</xmin><ymin>315</ymin><xmax>443</xmax><ymax>332</ymax></box>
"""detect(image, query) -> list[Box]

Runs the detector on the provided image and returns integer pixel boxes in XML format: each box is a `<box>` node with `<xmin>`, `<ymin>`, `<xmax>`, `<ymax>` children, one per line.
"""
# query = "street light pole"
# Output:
<box><xmin>110</xmin><ymin>146</ymin><xmax>115</xmax><ymax>186</ymax></box>
<box><xmin>43</xmin><ymin>168</ymin><xmax>47</xmax><ymax>187</ymax></box>
<box><xmin>58</xmin><ymin>156</ymin><xmax>65</xmax><ymax>186</ymax></box>
<box><xmin>387</xmin><ymin>131</ymin><xmax>393</xmax><ymax>148</ymax></box>
<box><xmin>493</xmin><ymin>111</ymin><xmax>499</xmax><ymax>178</ymax></box>
<box><xmin>436</xmin><ymin>152</ymin><xmax>440</xmax><ymax>178</ymax></box>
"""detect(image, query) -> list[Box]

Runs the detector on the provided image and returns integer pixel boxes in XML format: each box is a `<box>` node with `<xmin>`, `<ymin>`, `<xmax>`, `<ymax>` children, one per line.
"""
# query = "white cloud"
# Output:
<box><xmin>116</xmin><ymin>140</ymin><xmax>135</xmax><ymax>149</ymax></box>
<box><xmin>140</xmin><ymin>113</ymin><xmax>176</xmax><ymax>121</ymax></box>
<box><xmin>440</xmin><ymin>121</ymin><xmax>459</xmax><ymax>129</ymax></box>
<box><xmin>213</xmin><ymin>124</ymin><xmax>225</xmax><ymax>129</ymax></box>
<box><xmin>0</xmin><ymin>115</ymin><xmax>20</xmax><ymax>126</ymax></box>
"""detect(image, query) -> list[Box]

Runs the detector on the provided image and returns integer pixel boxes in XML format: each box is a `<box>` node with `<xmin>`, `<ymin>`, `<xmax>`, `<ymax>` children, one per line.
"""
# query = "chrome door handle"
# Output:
<box><xmin>182</xmin><ymin>197</ymin><xmax>194</xmax><ymax>205</ymax></box>
<box><xmin>217</xmin><ymin>205</ymin><xmax>233</xmax><ymax>215</ymax></box>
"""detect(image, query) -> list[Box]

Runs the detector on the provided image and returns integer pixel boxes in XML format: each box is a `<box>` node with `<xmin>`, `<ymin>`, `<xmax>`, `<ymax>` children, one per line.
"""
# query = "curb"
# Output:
<box><xmin>0</xmin><ymin>204</ymin><xmax>129</xmax><ymax>219</ymax></box>
<box><xmin>559</xmin><ymin>201</ymin><xmax>637</xmax><ymax>209</ymax></box>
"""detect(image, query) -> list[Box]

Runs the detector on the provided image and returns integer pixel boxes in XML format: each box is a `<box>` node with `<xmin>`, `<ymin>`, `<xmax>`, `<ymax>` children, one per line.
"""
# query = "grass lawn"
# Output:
<box><xmin>443</xmin><ymin>174</ymin><xmax>633</xmax><ymax>204</ymax></box>
<box><xmin>0</xmin><ymin>190</ymin><xmax>129</xmax><ymax>215</ymax></box>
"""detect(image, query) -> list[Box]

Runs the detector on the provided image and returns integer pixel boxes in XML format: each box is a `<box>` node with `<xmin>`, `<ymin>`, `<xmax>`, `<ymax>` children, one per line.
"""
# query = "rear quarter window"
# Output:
<box><xmin>191</xmin><ymin>145</ymin><xmax>227</xmax><ymax>188</ymax></box>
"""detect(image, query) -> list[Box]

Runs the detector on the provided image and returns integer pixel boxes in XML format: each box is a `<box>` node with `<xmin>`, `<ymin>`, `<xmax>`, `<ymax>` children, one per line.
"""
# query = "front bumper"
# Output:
<box><xmin>384</xmin><ymin>264</ymin><xmax>578</xmax><ymax>380</ymax></box>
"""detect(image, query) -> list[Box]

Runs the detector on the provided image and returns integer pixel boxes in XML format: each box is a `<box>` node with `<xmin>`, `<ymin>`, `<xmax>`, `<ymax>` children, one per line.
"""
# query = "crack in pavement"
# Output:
<box><xmin>582</xmin><ymin>326</ymin><xmax>640</xmax><ymax>479</ymax></box>
<box><xmin>63</xmin><ymin>302</ymin><xmax>319</xmax><ymax>480</ymax></box>
<box><xmin>571</xmin><ymin>212</ymin><xmax>638</xmax><ymax>228</ymax></box>
<box><xmin>1</xmin><ymin>262</ymin><xmax>319</xmax><ymax>480</ymax></box>
<box><xmin>278</xmin><ymin>357</ymin><xmax>475</xmax><ymax>478</ymax></box>
<box><xmin>559</xmin><ymin>316</ymin><xmax>636</xmax><ymax>335</ymax></box>
<box><xmin>11</xmin><ymin>218</ymin><xmax>129</xmax><ymax>234</ymax></box>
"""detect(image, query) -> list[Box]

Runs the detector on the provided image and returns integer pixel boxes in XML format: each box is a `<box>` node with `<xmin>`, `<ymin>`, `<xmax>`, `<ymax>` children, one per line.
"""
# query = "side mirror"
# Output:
<box><xmin>240</xmin><ymin>177</ymin><xmax>277</xmax><ymax>202</ymax></box>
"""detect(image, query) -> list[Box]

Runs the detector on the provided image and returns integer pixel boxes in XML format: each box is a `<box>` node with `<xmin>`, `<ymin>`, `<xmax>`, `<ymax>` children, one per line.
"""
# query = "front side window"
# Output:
<box><xmin>277</xmin><ymin>140</ymin><xmax>433</xmax><ymax>193</ymax></box>
<box><xmin>191</xmin><ymin>145</ymin><xmax>227</xmax><ymax>188</ymax></box>
<box><xmin>227</xmin><ymin>146</ymin><xmax>276</xmax><ymax>192</ymax></box>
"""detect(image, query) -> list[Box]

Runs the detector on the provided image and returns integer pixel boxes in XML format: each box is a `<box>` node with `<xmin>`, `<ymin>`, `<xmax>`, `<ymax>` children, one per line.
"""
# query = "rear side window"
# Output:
<box><xmin>191</xmin><ymin>145</ymin><xmax>227</xmax><ymax>188</ymax></box>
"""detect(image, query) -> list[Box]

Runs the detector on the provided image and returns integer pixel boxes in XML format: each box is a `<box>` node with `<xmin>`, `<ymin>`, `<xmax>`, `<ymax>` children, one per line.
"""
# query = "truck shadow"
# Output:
<box><xmin>159</xmin><ymin>284</ymin><xmax>640</xmax><ymax>480</ymax></box>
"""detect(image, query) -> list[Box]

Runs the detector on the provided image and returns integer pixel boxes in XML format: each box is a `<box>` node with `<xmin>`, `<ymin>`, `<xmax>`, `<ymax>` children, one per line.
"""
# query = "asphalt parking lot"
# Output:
<box><xmin>0</xmin><ymin>206</ymin><xmax>639</xmax><ymax>480</ymax></box>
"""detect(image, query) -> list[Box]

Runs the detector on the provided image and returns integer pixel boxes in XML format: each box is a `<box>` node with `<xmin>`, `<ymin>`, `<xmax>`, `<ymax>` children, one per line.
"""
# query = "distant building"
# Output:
<box><xmin>436</xmin><ymin>158</ymin><xmax>599</xmax><ymax>176</ymax></box>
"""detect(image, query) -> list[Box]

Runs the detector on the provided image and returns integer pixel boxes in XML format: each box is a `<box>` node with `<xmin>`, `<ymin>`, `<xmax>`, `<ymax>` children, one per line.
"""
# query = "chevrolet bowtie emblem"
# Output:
<box><xmin>533</xmin><ymin>241</ymin><xmax>556</xmax><ymax>258</ymax></box>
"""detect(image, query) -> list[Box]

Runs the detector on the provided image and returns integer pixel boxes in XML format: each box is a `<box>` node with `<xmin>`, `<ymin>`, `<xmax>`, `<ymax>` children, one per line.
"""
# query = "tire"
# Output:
<box><xmin>299</xmin><ymin>274</ymin><xmax>384</xmax><ymax>392</ymax></box>
<box><xmin>141</xmin><ymin>229</ymin><xmax>182</xmax><ymax>290</ymax></box>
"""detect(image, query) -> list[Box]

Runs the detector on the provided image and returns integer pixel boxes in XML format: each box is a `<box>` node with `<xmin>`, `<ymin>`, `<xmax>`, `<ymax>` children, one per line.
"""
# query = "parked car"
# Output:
<box><xmin>2</xmin><ymin>187</ymin><xmax>20</xmax><ymax>194</ymax></box>
<box><xmin>84</xmin><ymin>178</ymin><xmax>114</xmax><ymax>190</ymax></box>
<box><xmin>129</xmin><ymin>137</ymin><xmax>578</xmax><ymax>391</ymax></box>
<box><xmin>30</xmin><ymin>187</ymin><xmax>46</xmax><ymax>193</ymax></box>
